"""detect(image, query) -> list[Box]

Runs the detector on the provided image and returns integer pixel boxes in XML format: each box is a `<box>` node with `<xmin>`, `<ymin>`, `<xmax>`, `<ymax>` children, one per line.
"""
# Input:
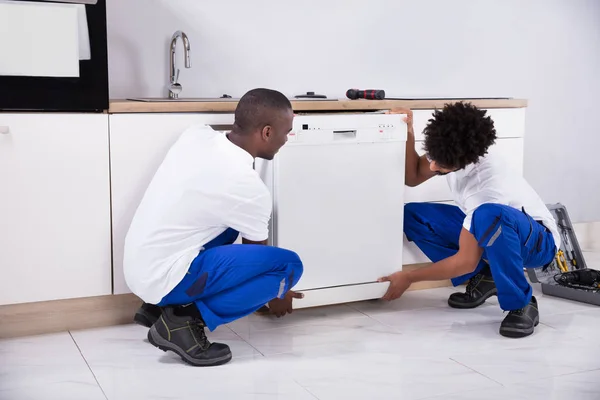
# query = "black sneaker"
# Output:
<box><xmin>499</xmin><ymin>296</ymin><xmax>539</xmax><ymax>338</ymax></box>
<box><xmin>448</xmin><ymin>269</ymin><xmax>497</xmax><ymax>309</ymax></box>
<box><xmin>147</xmin><ymin>306</ymin><xmax>232</xmax><ymax>367</ymax></box>
<box><xmin>134</xmin><ymin>303</ymin><xmax>162</xmax><ymax>328</ymax></box>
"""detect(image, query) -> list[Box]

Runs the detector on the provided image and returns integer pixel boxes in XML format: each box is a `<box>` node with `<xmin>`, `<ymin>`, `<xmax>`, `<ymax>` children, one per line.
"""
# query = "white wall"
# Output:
<box><xmin>107</xmin><ymin>0</ymin><xmax>600</xmax><ymax>222</ymax></box>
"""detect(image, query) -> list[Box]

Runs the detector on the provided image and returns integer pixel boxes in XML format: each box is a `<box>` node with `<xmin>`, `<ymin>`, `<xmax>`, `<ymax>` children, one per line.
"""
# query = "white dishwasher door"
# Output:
<box><xmin>270</xmin><ymin>113</ymin><xmax>407</xmax><ymax>292</ymax></box>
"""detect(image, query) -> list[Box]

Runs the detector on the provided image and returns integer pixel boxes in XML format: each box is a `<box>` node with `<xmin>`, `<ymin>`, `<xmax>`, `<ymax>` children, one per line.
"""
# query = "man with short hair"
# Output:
<box><xmin>379</xmin><ymin>103</ymin><xmax>560</xmax><ymax>338</ymax></box>
<box><xmin>124</xmin><ymin>88</ymin><xmax>304</xmax><ymax>366</ymax></box>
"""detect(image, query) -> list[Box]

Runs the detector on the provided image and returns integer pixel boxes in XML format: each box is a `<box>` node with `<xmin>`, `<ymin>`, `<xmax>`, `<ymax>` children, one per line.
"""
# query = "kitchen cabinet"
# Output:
<box><xmin>1</xmin><ymin>99</ymin><xmax>530</xmax><ymax>335</ymax></box>
<box><xmin>109</xmin><ymin>107</ymin><xmax>527</xmax><ymax>296</ymax></box>
<box><xmin>0</xmin><ymin>114</ymin><xmax>111</xmax><ymax>305</ymax></box>
<box><xmin>109</xmin><ymin>113</ymin><xmax>234</xmax><ymax>294</ymax></box>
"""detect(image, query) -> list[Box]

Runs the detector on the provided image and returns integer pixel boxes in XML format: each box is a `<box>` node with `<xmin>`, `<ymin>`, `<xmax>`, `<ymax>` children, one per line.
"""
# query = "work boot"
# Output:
<box><xmin>500</xmin><ymin>296</ymin><xmax>539</xmax><ymax>338</ymax></box>
<box><xmin>134</xmin><ymin>303</ymin><xmax>162</xmax><ymax>328</ymax></box>
<box><xmin>147</xmin><ymin>306</ymin><xmax>232</xmax><ymax>367</ymax></box>
<box><xmin>448</xmin><ymin>267</ymin><xmax>497</xmax><ymax>309</ymax></box>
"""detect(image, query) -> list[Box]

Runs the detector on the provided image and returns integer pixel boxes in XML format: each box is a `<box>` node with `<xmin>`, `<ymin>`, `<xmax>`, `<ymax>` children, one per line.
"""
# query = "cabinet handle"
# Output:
<box><xmin>0</xmin><ymin>126</ymin><xmax>9</xmax><ymax>135</ymax></box>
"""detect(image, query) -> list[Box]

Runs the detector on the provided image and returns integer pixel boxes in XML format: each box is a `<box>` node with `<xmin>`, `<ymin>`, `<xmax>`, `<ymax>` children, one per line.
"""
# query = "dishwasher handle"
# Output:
<box><xmin>333</xmin><ymin>130</ymin><xmax>357</xmax><ymax>140</ymax></box>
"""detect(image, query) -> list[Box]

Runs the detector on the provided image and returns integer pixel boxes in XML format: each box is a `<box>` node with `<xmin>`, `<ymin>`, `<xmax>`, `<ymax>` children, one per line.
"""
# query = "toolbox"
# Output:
<box><xmin>526</xmin><ymin>203</ymin><xmax>600</xmax><ymax>306</ymax></box>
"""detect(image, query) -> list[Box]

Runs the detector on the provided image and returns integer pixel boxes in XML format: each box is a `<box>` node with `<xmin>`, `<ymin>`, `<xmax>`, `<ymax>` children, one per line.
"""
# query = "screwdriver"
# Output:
<box><xmin>557</xmin><ymin>209</ymin><xmax>578</xmax><ymax>269</ymax></box>
<box><xmin>556</xmin><ymin>250</ymin><xmax>569</xmax><ymax>273</ymax></box>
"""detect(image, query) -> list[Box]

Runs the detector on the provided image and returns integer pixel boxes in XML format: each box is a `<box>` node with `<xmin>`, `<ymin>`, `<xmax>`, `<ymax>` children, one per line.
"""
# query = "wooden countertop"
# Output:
<box><xmin>108</xmin><ymin>98</ymin><xmax>527</xmax><ymax>114</ymax></box>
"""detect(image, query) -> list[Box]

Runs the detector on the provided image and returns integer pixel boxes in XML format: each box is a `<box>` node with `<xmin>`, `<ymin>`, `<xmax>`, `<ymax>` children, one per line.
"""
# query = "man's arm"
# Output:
<box><xmin>408</xmin><ymin>228</ymin><xmax>483</xmax><ymax>281</ymax></box>
<box><xmin>387</xmin><ymin>108</ymin><xmax>437</xmax><ymax>187</ymax></box>
<box><xmin>242</xmin><ymin>238</ymin><xmax>267</xmax><ymax>245</ymax></box>
<box><xmin>379</xmin><ymin>228</ymin><xmax>483</xmax><ymax>301</ymax></box>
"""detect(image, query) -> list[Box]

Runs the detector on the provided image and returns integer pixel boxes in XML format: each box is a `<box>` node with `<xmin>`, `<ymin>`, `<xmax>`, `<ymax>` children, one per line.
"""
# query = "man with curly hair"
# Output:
<box><xmin>379</xmin><ymin>102</ymin><xmax>560</xmax><ymax>338</ymax></box>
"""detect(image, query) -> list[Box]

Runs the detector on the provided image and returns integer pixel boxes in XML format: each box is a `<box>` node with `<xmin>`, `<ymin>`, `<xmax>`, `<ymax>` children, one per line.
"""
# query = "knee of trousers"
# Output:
<box><xmin>403</xmin><ymin>202</ymin><xmax>430</xmax><ymax>237</ymax></box>
<box><xmin>277</xmin><ymin>248</ymin><xmax>304</xmax><ymax>280</ymax></box>
<box><xmin>404</xmin><ymin>202</ymin><xmax>423</xmax><ymax>220</ymax></box>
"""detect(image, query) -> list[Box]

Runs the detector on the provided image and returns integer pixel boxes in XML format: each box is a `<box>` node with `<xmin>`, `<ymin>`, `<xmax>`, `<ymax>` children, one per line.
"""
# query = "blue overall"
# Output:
<box><xmin>404</xmin><ymin>202</ymin><xmax>556</xmax><ymax>311</ymax></box>
<box><xmin>157</xmin><ymin>228</ymin><xmax>303</xmax><ymax>331</ymax></box>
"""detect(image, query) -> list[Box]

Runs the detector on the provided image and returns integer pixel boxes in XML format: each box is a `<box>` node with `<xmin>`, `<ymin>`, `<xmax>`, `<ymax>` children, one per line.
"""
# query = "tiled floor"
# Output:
<box><xmin>2</xmin><ymin>251</ymin><xmax>600</xmax><ymax>400</ymax></box>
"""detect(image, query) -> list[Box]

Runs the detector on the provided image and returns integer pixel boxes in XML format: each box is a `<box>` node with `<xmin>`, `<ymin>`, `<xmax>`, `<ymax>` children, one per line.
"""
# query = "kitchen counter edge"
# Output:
<box><xmin>107</xmin><ymin>98</ymin><xmax>528</xmax><ymax>114</ymax></box>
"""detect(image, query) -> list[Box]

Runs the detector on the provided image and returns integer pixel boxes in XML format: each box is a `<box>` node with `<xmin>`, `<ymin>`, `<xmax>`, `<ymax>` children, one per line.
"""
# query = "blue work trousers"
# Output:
<box><xmin>404</xmin><ymin>202</ymin><xmax>555</xmax><ymax>311</ymax></box>
<box><xmin>158</xmin><ymin>229</ymin><xmax>303</xmax><ymax>331</ymax></box>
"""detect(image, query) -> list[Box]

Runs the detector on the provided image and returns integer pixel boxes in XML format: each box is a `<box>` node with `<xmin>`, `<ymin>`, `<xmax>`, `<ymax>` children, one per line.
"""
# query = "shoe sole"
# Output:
<box><xmin>147</xmin><ymin>324</ymin><xmax>232</xmax><ymax>367</ymax></box>
<box><xmin>133</xmin><ymin>310</ymin><xmax>158</xmax><ymax>328</ymax></box>
<box><xmin>447</xmin><ymin>288</ymin><xmax>498</xmax><ymax>309</ymax></box>
<box><xmin>499</xmin><ymin>315</ymin><xmax>540</xmax><ymax>338</ymax></box>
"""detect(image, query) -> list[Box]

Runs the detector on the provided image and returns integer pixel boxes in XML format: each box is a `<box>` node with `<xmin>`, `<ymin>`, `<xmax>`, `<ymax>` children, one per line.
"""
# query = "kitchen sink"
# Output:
<box><xmin>127</xmin><ymin>97</ymin><xmax>240</xmax><ymax>102</ymax></box>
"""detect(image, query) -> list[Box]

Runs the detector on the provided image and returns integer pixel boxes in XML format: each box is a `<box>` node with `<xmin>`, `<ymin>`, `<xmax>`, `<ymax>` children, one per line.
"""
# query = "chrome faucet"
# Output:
<box><xmin>168</xmin><ymin>30</ymin><xmax>191</xmax><ymax>99</ymax></box>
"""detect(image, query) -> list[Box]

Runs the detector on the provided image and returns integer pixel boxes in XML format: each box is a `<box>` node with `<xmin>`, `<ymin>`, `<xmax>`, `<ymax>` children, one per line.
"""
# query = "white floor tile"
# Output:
<box><xmin>422</xmin><ymin>368</ymin><xmax>600</xmax><ymax>400</ymax></box>
<box><xmin>450</xmin><ymin>336</ymin><xmax>600</xmax><ymax>385</ymax></box>
<box><xmin>363</xmin><ymin>300</ymin><xmax>503</xmax><ymax>333</ymax></box>
<box><xmin>351</xmin><ymin>320</ymin><xmax>576</xmax><ymax>359</ymax></box>
<box><xmin>348</xmin><ymin>287</ymin><xmax>457</xmax><ymax>315</ymax></box>
<box><xmin>542</xmin><ymin>308</ymin><xmax>600</xmax><ymax>338</ymax></box>
<box><xmin>88</xmin><ymin>362</ymin><xmax>315</xmax><ymax>400</ymax></box>
<box><xmin>235</xmin><ymin>314</ymin><xmax>403</xmax><ymax>357</ymax></box>
<box><xmin>228</xmin><ymin>304</ymin><xmax>366</xmax><ymax>340</ymax></box>
<box><xmin>0</xmin><ymin>381</ymin><xmax>106</xmax><ymax>400</ymax></box>
<box><xmin>262</xmin><ymin>352</ymin><xmax>499</xmax><ymax>400</ymax></box>
<box><xmin>0</xmin><ymin>332</ymin><xmax>105</xmax><ymax>400</ymax></box>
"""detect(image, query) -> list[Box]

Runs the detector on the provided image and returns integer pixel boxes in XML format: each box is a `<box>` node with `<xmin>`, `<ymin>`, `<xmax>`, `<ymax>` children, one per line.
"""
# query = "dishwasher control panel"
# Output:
<box><xmin>288</xmin><ymin>114</ymin><xmax>407</xmax><ymax>144</ymax></box>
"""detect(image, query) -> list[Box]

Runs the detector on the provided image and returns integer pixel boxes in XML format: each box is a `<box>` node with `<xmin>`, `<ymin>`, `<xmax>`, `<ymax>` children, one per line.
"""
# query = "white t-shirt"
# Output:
<box><xmin>446</xmin><ymin>151</ymin><xmax>561</xmax><ymax>250</ymax></box>
<box><xmin>123</xmin><ymin>125</ymin><xmax>272</xmax><ymax>304</ymax></box>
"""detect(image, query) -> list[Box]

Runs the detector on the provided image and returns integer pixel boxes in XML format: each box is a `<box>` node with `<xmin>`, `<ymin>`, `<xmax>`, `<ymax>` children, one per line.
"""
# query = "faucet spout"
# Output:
<box><xmin>168</xmin><ymin>30</ymin><xmax>191</xmax><ymax>99</ymax></box>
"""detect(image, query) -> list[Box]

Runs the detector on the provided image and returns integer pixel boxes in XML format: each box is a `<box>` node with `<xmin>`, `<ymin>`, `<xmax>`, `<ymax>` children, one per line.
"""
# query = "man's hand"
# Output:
<box><xmin>385</xmin><ymin>108</ymin><xmax>433</xmax><ymax>187</ymax></box>
<box><xmin>378</xmin><ymin>271</ymin><xmax>413</xmax><ymax>301</ymax></box>
<box><xmin>267</xmin><ymin>290</ymin><xmax>304</xmax><ymax>317</ymax></box>
<box><xmin>379</xmin><ymin>229</ymin><xmax>483</xmax><ymax>298</ymax></box>
<box><xmin>386</xmin><ymin>108</ymin><xmax>413</xmax><ymax>134</ymax></box>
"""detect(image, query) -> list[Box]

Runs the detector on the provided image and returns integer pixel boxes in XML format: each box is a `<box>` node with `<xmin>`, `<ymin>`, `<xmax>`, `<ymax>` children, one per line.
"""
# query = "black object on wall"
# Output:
<box><xmin>0</xmin><ymin>0</ymin><xmax>109</xmax><ymax>112</ymax></box>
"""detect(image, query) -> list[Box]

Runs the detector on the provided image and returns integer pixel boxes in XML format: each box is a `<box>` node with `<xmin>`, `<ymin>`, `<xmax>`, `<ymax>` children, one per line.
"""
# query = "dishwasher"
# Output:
<box><xmin>255</xmin><ymin>113</ymin><xmax>407</xmax><ymax>308</ymax></box>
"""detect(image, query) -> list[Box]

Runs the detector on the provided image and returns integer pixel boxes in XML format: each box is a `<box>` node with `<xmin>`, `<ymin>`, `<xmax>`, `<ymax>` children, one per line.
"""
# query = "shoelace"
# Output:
<box><xmin>507</xmin><ymin>308</ymin><xmax>525</xmax><ymax>316</ymax></box>
<box><xmin>190</xmin><ymin>320</ymin><xmax>210</xmax><ymax>350</ymax></box>
<box><xmin>465</xmin><ymin>275</ymin><xmax>482</xmax><ymax>294</ymax></box>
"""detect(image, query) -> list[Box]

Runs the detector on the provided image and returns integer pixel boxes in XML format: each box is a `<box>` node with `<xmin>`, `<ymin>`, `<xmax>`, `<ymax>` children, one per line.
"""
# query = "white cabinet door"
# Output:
<box><xmin>110</xmin><ymin>113</ymin><xmax>234</xmax><ymax>294</ymax></box>
<box><xmin>0</xmin><ymin>114</ymin><xmax>111</xmax><ymax>305</ymax></box>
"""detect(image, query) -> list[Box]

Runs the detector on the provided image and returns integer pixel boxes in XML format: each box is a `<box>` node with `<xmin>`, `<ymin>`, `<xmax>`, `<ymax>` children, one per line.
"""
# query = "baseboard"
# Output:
<box><xmin>0</xmin><ymin>293</ymin><xmax>142</xmax><ymax>339</ymax></box>
<box><xmin>574</xmin><ymin>221</ymin><xmax>600</xmax><ymax>252</ymax></box>
<box><xmin>0</xmin><ymin>264</ymin><xmax>449</xmax><ymax>339</ymax></box>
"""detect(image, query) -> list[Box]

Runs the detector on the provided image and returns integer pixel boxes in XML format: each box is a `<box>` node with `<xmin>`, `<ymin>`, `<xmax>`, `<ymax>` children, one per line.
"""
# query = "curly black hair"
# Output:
<box><xmin>423</xmin><ymin>102</ymin><xmax>497</xmax><ymax>170</ymax></box>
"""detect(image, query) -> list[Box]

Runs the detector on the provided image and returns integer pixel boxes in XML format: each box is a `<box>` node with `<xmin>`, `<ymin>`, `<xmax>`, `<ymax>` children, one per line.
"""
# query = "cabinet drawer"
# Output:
<box><xmin>405</xmin><ymin>137</ymin><xmax>524</xmax><ymax>203</ymax></box>
<box><xmin>412</xmin><ymin>108</ymin><xmax>525</xmax><ymax>142</ymax></box>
